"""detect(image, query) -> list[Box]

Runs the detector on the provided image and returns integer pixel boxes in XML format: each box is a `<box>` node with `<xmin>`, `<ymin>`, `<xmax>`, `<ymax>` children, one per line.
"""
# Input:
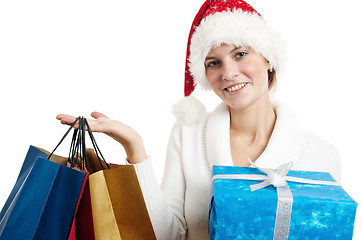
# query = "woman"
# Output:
<box><xmin>57</xmin><ymin>0</ymin><xmax>340</xmax><ymax>239</ymax></box>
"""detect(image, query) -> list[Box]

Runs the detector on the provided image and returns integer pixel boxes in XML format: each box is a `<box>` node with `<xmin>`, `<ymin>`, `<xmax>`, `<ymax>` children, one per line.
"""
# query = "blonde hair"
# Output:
<box><xmin>268</xmin><ymin>70</ymin><xmax>277</xmax><ymax>93</ymax></box>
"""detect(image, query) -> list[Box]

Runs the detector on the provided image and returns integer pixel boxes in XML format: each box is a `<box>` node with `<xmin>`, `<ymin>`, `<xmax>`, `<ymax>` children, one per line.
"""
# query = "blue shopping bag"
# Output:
<box><xmin>0</xmin><ymin>146</ymin><xmax>86</xmax><ymax>240</ymax></box>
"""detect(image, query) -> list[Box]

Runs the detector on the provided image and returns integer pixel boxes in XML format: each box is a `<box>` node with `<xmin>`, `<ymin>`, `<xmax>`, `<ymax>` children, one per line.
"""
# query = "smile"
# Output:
<box><xmin>225</xmin><ymin>83</ymin><xmax>248</xmax><ymax>92</ymax></box>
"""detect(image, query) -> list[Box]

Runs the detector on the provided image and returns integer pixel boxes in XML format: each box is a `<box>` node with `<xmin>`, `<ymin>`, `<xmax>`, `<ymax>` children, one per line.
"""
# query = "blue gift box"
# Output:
<box><xmin>209</xmin><ymin>165</ymin><xmax>357</xmax><ymax>240</ymax></box>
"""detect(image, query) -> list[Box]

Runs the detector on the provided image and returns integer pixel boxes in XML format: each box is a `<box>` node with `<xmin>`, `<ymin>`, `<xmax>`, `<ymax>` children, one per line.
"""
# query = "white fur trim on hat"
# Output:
<box><xmin>189</xmin><ymin>9</ymin><xmax>286</xmax><ymax>90</ymax></box>
<box><xmin>172</xmin><ymin>95</ymin><xmax>207</xmax><ymax>125</ymax></box>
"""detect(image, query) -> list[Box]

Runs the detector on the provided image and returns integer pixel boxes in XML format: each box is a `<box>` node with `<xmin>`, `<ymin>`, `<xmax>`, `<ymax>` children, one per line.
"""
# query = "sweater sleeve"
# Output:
<box><xmin>132</xmin><ymin>123</ymin><xmax>187</xmax><ymax>240</ymax></box>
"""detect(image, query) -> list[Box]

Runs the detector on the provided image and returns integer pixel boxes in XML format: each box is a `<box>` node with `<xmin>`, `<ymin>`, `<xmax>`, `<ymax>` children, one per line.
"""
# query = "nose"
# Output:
<box><xmin>222</xmin><ymin>60</ymin><xmax>240</xmax><ymax>81</ymax></box>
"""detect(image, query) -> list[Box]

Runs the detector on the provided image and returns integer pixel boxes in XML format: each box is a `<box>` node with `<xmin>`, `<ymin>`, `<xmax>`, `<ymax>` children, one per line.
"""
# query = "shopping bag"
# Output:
<box><xmin>0</xmin><ymin>145</ymin><xmax>48</xmax><ymax>223</ymax></box>
<box><xmin>89</xmin><ymin>165</ymin><xmax>156</xmax><ymax>240</ymax></box>
<box><xmin>0</xmin><ymin>146</ymin><xmax>86</xmax><ymax>240</ymax></box>
<box><xmin>68</xmin><ymin>172</ymin><xmax>95</xmax><ymax>240</ymax></box>
<box><xmin>86</xmin><ymin>146</ymin><xmax>156</xmax><ymax>239</ymax></box>
<box><xmin>0</xmin><ymin>117</ymin><xmax>94</xmax><ymax>240</ymax></box>
<box><xmin>38</xmin><ymin>148</ymin><xmax>95</xmax><ymax>240</ymax></box>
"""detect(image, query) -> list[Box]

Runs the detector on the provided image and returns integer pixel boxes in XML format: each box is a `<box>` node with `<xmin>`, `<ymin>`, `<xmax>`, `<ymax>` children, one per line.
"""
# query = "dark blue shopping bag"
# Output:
<box><xmin>0</xmin><ymin>146</ymin><xmax>86</xmax><ymax>240</ymax></box>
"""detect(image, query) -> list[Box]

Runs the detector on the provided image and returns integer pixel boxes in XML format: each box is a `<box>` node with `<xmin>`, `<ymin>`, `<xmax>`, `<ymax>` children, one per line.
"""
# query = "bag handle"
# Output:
<box><xmin>48</xmin><ymin>116</ymin><xmax>110</xmax><ymax>170</ymax></box>
<box><xmin>68</xmin><ymin>117</ymin><xmax>87</xmax><ymax>169</ymax></box>
<box><xmin>48</xmin><ymin>117</ymin><xmax>80</xmax><ymax>160</ymax></box>
<box><xmin>84</xmin><ymin>118</ymin><xmax>110</xmax><ymax>169</ymax></box>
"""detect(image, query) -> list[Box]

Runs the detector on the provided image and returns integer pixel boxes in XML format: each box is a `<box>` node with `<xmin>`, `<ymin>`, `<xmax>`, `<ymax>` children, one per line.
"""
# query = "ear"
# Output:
<box><xmin>266</xmin><ymin>60</ymin><xmax>273</xmax><ymax>73</ymax></box>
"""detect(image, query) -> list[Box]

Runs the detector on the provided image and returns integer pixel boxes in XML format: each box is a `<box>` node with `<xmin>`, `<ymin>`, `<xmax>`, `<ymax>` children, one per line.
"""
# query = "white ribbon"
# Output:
<box><xmin>211</xmin><ymin>158</ymin><xmax>339</xmax><ymax>240</ymax></box>
<box><xmin>247</xmin><ymin>158</ymin><xmax>293</xmax><ymax>191</ymax></box>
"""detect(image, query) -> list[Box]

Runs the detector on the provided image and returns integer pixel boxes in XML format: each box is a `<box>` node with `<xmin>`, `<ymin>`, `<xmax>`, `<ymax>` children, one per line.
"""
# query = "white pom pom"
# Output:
<box><xmin>172</xmin><ymin>95</ymin><xmax>207</xmax><ymax>125</ymax></box>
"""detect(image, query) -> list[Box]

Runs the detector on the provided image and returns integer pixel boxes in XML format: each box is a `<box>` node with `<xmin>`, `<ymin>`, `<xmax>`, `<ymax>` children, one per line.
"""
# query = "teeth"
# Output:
<box><xmin>227</xmin><ymin>83</ymin><xmax>246</xmax><ymax>92</ymax></box>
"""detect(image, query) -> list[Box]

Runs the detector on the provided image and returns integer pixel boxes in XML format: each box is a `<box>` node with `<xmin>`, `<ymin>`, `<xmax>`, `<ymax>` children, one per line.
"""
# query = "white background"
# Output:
<box><xmin>0</xmin><ymin>0</ymin><xmax>360</xmax><ymax>238</ymax></box>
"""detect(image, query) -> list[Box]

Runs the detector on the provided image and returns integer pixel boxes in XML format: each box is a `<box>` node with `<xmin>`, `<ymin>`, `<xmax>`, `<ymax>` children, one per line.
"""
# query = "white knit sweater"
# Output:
<box><xmin>132</xmin><ymin>101</ymin><xmax>341</xmax><ymax>240</ymax></box>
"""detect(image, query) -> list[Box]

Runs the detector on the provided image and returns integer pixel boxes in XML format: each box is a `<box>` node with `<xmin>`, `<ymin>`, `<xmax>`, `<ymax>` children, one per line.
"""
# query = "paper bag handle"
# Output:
<box><xmin>48</xmin><ymin>116</ymin><xmax>110</xmax><ymax>170</ymax></box>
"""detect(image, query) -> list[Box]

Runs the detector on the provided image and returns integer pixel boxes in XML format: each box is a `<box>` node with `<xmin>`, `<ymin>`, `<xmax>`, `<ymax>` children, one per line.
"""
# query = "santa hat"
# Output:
<box><xmin>174</xmin><ymin>0</ymin><xmax>286</xmax><ymax>124</ymax></box>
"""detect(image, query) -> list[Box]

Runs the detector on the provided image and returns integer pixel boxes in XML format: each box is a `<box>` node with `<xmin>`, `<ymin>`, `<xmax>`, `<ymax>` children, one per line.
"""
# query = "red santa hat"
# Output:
<box><xmin>175</xmin><ymin>0</ymin><xmax>286</xmax><ymax>124</ymax></box>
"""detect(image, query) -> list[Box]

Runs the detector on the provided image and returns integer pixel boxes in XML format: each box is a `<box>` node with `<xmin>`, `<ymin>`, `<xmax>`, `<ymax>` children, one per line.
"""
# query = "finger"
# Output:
<box><xmin>56</xmin><ymin>114</ymin><xmax>77</xmax><ymax>125</ymax></box>
<box><xmin>91</xmin><ymin>111</ymin><xmax>108</xmax><ymax>119</ymax></box>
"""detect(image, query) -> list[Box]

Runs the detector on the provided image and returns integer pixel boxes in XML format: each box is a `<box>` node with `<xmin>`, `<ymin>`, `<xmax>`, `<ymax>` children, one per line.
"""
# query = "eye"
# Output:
<box><xmin>206</xmin><ymin>60</ymin><xmax>220</xmax><ymax>68</ymax></box>
<box><xmin>235</xmin><ymin>52</ymin><xmax>247</xmax><ymax>58</ymax></box>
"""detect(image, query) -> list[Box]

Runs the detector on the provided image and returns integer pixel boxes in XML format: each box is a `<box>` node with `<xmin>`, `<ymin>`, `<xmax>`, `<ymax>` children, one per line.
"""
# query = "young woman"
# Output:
<box><xmin>57</xmin><ymin>0</ymin><xmax>340</xmax><ymax>239</ymax></box>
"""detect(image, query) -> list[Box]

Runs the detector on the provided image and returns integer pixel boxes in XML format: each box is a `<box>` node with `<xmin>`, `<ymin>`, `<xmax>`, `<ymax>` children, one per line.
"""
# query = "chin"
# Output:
<box><xmin>223</xmin><ymin>97</ymin><xmax>253</xmax><ymax>111</ymax></box>
<box><xmin>223</xmin><ymin>93</ymin><xmax>268</xmax><ymax>111</ymax></box>
<box><xmin>228</xmin><ymin>102</ymin><xmax>252</xmax><ymax>111</ymax></box>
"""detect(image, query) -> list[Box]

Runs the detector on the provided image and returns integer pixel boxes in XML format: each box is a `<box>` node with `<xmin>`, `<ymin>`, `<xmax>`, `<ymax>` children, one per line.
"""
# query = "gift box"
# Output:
<box><xmin>209</xmin><ymin>165</ymin><xmax>357</xmax><ymax>240</ymax></box>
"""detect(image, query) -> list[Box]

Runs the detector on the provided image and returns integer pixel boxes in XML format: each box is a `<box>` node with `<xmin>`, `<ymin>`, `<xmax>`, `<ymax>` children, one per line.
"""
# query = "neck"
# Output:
<box><xmin>229</xmin><ymin>95</ymin><xmax>276</xmax><ymax>146</ymax></box>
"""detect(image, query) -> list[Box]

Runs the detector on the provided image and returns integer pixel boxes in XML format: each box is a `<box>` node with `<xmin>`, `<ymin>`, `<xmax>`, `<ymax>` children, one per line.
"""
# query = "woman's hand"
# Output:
<box><xmin>56</xmin><ymin>112</ymin><xmax>147</xmax><ymax>164</ymax></box>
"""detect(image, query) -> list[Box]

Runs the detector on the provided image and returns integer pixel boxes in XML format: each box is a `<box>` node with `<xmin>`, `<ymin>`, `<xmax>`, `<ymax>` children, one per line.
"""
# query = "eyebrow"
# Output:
<box><xmin>231</xmin><ymin>46</ymin><xmax>243</xmax><ymax>53</ymax></box>
<box><xmin>205</xmin><ymin>46</ymin><xmax>244</xmax><ymax>61</ymax></box>
<box><xmin>205</xmin><ymin>56</ymin><xmax>217</xmax><ymax>61</ymax></box>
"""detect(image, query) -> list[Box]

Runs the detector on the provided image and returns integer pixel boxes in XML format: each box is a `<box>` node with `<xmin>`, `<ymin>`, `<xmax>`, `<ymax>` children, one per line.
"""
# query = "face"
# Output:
<box><xmin>205</xmin><ymin>44</ymin><xmax>271</xmax><ymax>110</ymax></box>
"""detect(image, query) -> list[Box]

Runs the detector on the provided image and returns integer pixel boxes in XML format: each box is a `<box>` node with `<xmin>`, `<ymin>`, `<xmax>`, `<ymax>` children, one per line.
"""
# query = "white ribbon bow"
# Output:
<box><xmin>247</xmin><ymin>157</ymin><xmax>293</xmax><ymax>191</ymax></box>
